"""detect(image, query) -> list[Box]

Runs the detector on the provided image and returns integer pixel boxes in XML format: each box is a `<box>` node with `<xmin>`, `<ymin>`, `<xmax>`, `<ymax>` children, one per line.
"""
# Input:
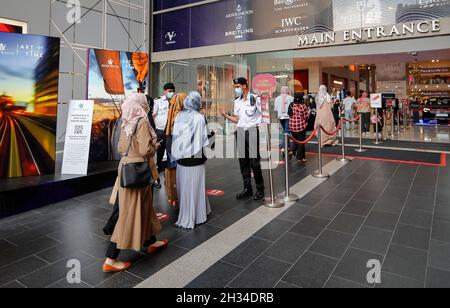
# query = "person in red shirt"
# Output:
<box><xmin>289</xmin><ymin>93</ymin><xmax>310</xmax><ymax>163</ymax></box>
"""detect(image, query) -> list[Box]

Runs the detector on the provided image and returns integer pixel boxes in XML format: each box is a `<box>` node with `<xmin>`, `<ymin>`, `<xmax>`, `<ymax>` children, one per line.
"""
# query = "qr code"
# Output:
<box><xmin>74</xmin><ymin>125</ymin><xmax>83</xmax><ymax>135</ymax></box>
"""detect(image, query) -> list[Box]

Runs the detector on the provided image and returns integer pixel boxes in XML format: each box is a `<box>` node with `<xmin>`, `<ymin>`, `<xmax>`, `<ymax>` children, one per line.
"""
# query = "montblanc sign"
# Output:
<box><xmin>298</xmin><ymin>19</ymin><xmax>441</xmax><ymax>47</ymax></box>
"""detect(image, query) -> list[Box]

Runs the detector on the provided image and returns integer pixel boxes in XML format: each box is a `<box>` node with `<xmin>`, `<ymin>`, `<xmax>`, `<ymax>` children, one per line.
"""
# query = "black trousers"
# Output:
<box><xmin>236</xmin><ymin>127</ymin><xmax>265</xmax><ymax>192</ymax></box>
<box><xmin>361</xmin><ymin>113</ymin><xmax>371</xmax><ymax>133</ymax></box>
<box><xmin>291</xmin><ymin>130</ymin><xmax>307</xmax><ymax>160</ymax></box>
<box><xmin>156</xmin><ymin>129</ymin><xmax>167</xmax><ymax>172</ymax></box>
<box><xmin>106</xmin><ymin>237</ymin><xmax>157</xmax><ymax>260</ymax></box>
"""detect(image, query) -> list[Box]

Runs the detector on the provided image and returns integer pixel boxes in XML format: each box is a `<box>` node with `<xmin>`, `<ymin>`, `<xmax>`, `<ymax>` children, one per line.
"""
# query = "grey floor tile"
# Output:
<box><xmin>342</xmin><ymin>200</ymin><xmax>374</xmax><ymax>217</ymax></box>
<box><xmin>383</xmin><ymin>244</ymin><xmax>428</xmax><ymax>282</ymax></box>
<box><xmin>275</xmin><ymin>281</ymin><xmax>301</xmax><ymax>288</ymax></box>
<box><xmin>434</xmin><ymin>205</ymin><xmax>450</xmax><ymax>223</ymax></box>
<box><xmin>34</xmin><ymin>245</ymin><xmax>83</xmax><ymax>264</ymax></box>
<box><xmin>298</xmin><ymin>193</ymin><xmax>324</xmax><ymax>207</ymax></box>
<box><xmin>0</xmin><ymin>236</ymin><xmax>60</xmax><ymax>267</ymax></box>
<box><xmin>127</xmin><ymin>245</ymin><xmax>189</xmax><ymax>279</ymax></box>
<box><xmin>96</xmin><ymin>272</ymin><xmax>143</xmax><ymax>288</ymax></box>
<box><xmin>376</xmin><ymin>272</ymin><xmax>423</xmax><ymax>288</ymax></box>
<box><xmin>1</xmin><ymin>281</ymin><xmax>26</xmax><ymax>289</ymax></box>
<box><xmin>405</xmin><ymin>196</ymin><xmax>435</xmax><ymax>212</ymax></box>
<box><xmin>399</xmin><ymin>209</ymin><xmax>433</xmax><ymax>230</ymax></box>
<box><xmin>207</xmin><ymin>210</ymin><xmax>248</xmax><ymax>229</ymax></box>
<box><xmin>187</xmin><ymin>261</ymin><xmax>243</xmax><ymax>288</ymax></box>
<box><xmin>253</xmin><ymin>219</ymin><xmax>295</xmax><ymax>242</ymax></box>
<box><xmin>0</xmin><ymin>240</ymin><xmax>15</xmax><ymax>251</ymax></box>
<box><xmin>309</xmin><ymin>230</ymin><xmax>353</xmax><ymax>259</ymax></box>
<box><xmin>432</xmin><ymin>220</ymin><xmax>450</xmax><ymax>243</ymax></box>
<box><xmin>392</xmin><ymin>224</ymin><xmax>431</xmax><ymax>251</ymax></box>
<box><xmin>18</xmin><ymin>252</ymin><xmax>97</xmax><ymax>288</ymax></box>
<box><xmin>283</xmin><ymin>252</ymin><xmax>337</xmax><ymax>288</ymax></box>
<box><xmin>5</xmin><ymin>221</ymin><xmax>66</xmax><ymax>246</ymax></box>
<box><xmin>223</xmin><ymin>237</ymin><xmax>272</xmax><ymax>268</ymax></box>
<box><xmin>0</xmin><ymin>256</ymin><xmax>48</xmax><ymax>286</ymax></box>
<box><xmin>174</xmin><ymin>225</ymin><xmax>222</xmax><ymax>250</ymax></box>
<box><xmin>351</xmin><ymin>226</ymin><xmax>393</xmax><ymax>255</ymax></box>
<box><xmin>333</xmin><ymin>248</ymin><xmax>383</xmax><ymax>287</ymax></box>
<box><xmin>328</xmin><ymin>213</ymin><xmax>365</xmax><ymax>235</ymax></box>
<box><xmin>353</xmin><ymin>189</ymin><xmax>383</xmax><ymax>203</ymax></box>
<box><xmin>276</xmin><ymin>205</ymin><xmax>311</xmax><ymax>223</ymax></box>
<box><xmin>290</xmin><ymin>216</ymin><xmax>330</xmax><ymax>238</ymax></box>
<box><xmin>228</xmin><ymin>255</ymin><xmax>291</xmax><ymax>288</ymax></box>
<box><xmin>309</xmin><ymin>201</ymin><xmax>345</xmax><ymax>220</ymax></box>
<box><xmin>426</xmin><ymin>267</ymin><xmax>450</xmax><ymax>288</ymax></box>
<box><xmin>428</xmin><ymin>240</ymin><xmax>450</xmax><ymax>272</ymax></box>
<box><xmin>49</xmin><ymin>278</ymin><xmax>91</xmax><ymax>288</ymax></box>
<box><xmin>265</xmin><ymin>233</ymin><xmax>313</xmax><ymax>264</ymax></box>
<box><xmin>373</xmin><ymin>197</ymin><xmax>405</xmax><ymax>214</ymax></box>
<box><xmin>364</xmin><ymin>211</ymin><xmax>399</xmax><ymax>232</ymax></box>
<box><xmin>323</xmin><ymin>191</ymin><xmax>355</xmax><ymax>205</ymax></box>
<box><xmin>325</xmin><ymin>276</ymin><xmax>368</xmax><ymax>288</ymax></box>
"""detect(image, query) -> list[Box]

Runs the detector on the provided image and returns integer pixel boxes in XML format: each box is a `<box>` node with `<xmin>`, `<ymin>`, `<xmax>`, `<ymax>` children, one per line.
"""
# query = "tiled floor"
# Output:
<box><xmin>187</xmin><ymin>159</ymin><xmax>450</xmax><ymax>289</ymax></box>
<box><xmin>1</xmin><ymin>153</ymin><xmax>450</xmax><ymax>288</ymax></box>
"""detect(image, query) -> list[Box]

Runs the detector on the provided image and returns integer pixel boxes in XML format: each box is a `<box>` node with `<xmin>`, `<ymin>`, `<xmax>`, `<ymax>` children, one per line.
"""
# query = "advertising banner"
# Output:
<box><xmin>371</xmin><ymin>93</ymin><xmax>383</xmax><ymax>109</ymax></box>
<box><xmin>0</xmin><ymin>18</ymin><xmax>27</xmax><ymax>34</ymax></box>
<box><xmin>154</xmin><ymin>0</ymin><xmax>450</xmax><ymax>52</ymax></box>
<box><xmin>87</xmin><ymin>48</ymin><xmax>149</xmax><ymax>162</ymax></box>
<box><xmin>62</xmin><ymin>100</ymin><xmax>94</xmax><ymax>175</ymax></box>
<box><xmin>0</xmin><ymin>32</ymin><xmax>60</xmax><ymax>178</ymax></box>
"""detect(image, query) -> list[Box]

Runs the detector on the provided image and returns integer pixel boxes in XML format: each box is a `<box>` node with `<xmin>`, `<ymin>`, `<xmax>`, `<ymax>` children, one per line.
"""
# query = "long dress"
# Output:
<box><xmin>315</xmin><ymin>100</ymin><xmax>338</xmax><ymax>146</ymax></box>
<box><xmin>109</xmin><ymin>120</ymin><xmax>161</xmax><ymax>251</ymax></box>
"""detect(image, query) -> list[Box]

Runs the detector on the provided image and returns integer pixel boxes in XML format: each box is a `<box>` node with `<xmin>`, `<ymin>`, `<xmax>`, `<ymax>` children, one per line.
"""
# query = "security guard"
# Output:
<box><xmin>153</xmin><ymin>83</ymin><xmax>175</xmax><ymax>173</ymax></box>
<box><xmin>221</xmin><ymin>77</ymin><xmax>265</xmax><ymax>201</ymax></box>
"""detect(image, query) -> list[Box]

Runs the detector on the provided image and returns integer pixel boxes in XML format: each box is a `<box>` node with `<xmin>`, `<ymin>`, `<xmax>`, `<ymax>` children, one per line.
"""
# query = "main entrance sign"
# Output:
<box><xmin>298</xmin><ymin>20</ymin><xmax>441</xmax><ymax>47</ymax></box>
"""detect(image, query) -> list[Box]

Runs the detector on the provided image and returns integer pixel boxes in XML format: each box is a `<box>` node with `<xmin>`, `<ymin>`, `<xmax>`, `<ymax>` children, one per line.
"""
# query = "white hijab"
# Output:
<box><xmin>172</xmin><ymin>91</ymin><xmax>209</xmax><ymax>160</ymax></box>
<box><xmin>317</xmin><ymin>85</ymin><xmax>331</xmax><ymax>109</ymax></box>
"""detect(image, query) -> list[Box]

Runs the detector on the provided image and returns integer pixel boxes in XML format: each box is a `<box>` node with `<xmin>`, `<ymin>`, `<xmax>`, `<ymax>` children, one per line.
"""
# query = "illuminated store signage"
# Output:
<box><xmin>298</xmin><ymin>20</ymin><xmax>441</xmax><ymax>47</ymax></box>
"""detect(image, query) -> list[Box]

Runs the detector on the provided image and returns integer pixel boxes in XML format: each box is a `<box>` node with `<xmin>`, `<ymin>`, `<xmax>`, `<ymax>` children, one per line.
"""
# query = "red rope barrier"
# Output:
<box><xmin>290</xmin><ymin>127</ymin><xmax>319</xmax><ymax>145</ymax></box>
<box><xmin>343</xmin><ymin>114</ymin><xmax>361</xmax><ymax>123</ymax></box>
<box><xmin>320</xmin><ymin>120</ymin><xmax>342</xmax><ymax>136</ymax></box>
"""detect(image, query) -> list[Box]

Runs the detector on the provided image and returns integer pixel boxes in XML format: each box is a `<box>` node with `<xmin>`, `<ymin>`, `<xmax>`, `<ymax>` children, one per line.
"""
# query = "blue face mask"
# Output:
<box><xmin>235</xmin><ymin>88</ymin><xmax>243</xmax><ymax>98</ymax></box>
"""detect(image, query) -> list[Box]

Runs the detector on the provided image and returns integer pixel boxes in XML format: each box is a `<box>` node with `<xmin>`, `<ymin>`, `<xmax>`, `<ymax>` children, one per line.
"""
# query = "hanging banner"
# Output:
<box><xmin>371</xmin><ymin>93</ymin><xmax>383</xmax><ymax>109</ymax></box>
<box><xmin>62</xmin><ymin>100</ymin><xmax>94</xmax><ymax>175</ymax></box>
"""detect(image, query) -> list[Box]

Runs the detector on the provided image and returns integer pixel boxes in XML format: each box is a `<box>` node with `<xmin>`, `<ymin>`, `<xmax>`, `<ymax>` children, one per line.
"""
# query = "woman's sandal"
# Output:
<box><xmin>148</xmin><ymin>240</ymin><xmax>169</xmax><ymax>254</ymax></box>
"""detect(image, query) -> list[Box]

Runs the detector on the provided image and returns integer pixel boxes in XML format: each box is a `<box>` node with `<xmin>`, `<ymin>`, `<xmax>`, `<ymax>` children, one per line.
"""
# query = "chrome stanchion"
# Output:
<box><xmin>389</xmin><ymin>108</ymin><xmax>395</xmax><ymax>140</ymax></box>
<box><xmin>283</xmin><ymin>133</ymin><xmax>299</xmax><ymax>203</ymax></box>
<box><xmin>264</xmin><ymin>124</ymin><xmax>284</xmax><ymax>208</ymax></box>
<box><xmin>396</xmin><ymin>109</ymin><xmax>401</xmax><ymax>135</ymax></box>
<box><xmin>374</xmin><ymin>108</ymin><xmax>382</xmax><ymax>145</ymax></box>
<box><xmin>337</xmin><ymin>116</ymin><xmax>351</xmax><ymax>163</ymax></box>
<box><xmin>355</xmin><ymin>115</ymin><xmax>367</xmax><ymax>153</ymax></box>
<box><xmin>312</xmin><ymin>126</ymin><xmax>330</xmax><ymax>179</ymax></box>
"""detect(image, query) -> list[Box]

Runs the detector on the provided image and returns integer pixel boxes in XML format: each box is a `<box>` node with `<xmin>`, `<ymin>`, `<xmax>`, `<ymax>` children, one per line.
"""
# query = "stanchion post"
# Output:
<box><xmin>337</xmin><ymin>115</ymin><xmax>351</xmax><ymax>163</ymax></box>
<box><xmin>312</xmin><ymin>126</ymin><xmax>330</xmax><ymax>179</ymax></box>
<box><xmin>374</xmin><ymin>108</ymin><xmax>382</xmax><ymax>145</ymax></box>
<box><xmin>263</xmin><ymin>121</ymin><xmax>284</xmax><ymax>208</ymax></box>
<box><xmin>355</xmin><ymin>114</ymin><xmax>367</xmax><ymax>153</ymax></box>
<box><xmin>396</xmin><ymin>109</ymin><xmax>401</xmax><ymax>135</ymax></box>
<box><xmin>390</xmin><ymin>107</ymin><xmax>395</xmax><ymax>140</ymax></box>
<box><xmin>283</xmin><ymin>133</ymin><xmax>299</xmax><ymax>203</ymax></box>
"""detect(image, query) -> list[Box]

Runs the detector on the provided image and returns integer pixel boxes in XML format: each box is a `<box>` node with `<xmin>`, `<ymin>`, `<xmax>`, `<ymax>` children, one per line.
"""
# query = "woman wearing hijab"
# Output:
<box><xmin>356</xmin><ymin>91</ymin><xmax>372</xmax><ymax>135</ymax></box>
<box><xmin>164</xmin><ymin>93</ymin><xmax>187</xmax><ymax>208</ymax></box>
<box><xmin>315</xmin><ymin>85</ymin><xmax>339</xmax><ymax>147</ymax></box>
<box><xmin>103</xmin><ymin>93</ymin><xmax>168</xmax><ymax>273</ymax></box>
<box><xmin>172</xmin><ymin>91</ymin><xmax>211</xmax><ymax>229</ymax></box>
<box><xmin>274</xmin><ymin>86</ymin><xmax>294</xmax><ymax>154</ymax></box>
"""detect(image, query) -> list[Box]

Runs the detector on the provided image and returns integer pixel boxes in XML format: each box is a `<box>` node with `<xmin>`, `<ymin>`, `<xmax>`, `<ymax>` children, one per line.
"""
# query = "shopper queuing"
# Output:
<box><xmin>343</xmin><ymin>91</ymin><xmax>357</xmax><ymax>131</ymax></box>
<box><xmin>172</xmin><ymin>91</ymin><xmax>212</xmax><ymax>229</ymax></box>
<box><xmin>315</xmin><ymin>85</ymin><xmax>339</xmax><ymax>147</ymax></box>
<box><xmin>103</xmin><ymin>93</ymin><xmax>168</xmax><ymax>273</ymax></box>
<box><xmin>274</xmin><ymin>86</ymin><xmax>294</xmax><ymax>154</ymax></box>
<box><xmin>153</xmin><ymin>83</ymin><xmax>175</xmax><ymax>173</ymax></box>
<box><xmin>288</xmin><ymin>93</ymin><xmax>310</xmax><ymax>163</ymax></box>
<box><xmin>356</xmin><ymin>91</ymin><xmax>372</xmax><ymax>135</ymax></box>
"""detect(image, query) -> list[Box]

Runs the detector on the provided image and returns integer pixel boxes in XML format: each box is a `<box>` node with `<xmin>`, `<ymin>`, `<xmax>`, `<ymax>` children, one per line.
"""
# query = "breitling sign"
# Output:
<box><xmin>298</xmin><ymin>19</ymin><xmax>441</xmax><ymax>47</ymax></box>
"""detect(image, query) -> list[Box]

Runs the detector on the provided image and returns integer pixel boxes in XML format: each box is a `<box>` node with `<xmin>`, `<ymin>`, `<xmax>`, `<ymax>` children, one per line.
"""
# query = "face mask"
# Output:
<box><xmin>235</xmin><ymin>88</ymin><xmax>243</xmax><ymax>98</ymax></box>
<box><xmin>166</xmin><ymin>92</ymin><xmax>175</xmax><ymax>99</ymax></box>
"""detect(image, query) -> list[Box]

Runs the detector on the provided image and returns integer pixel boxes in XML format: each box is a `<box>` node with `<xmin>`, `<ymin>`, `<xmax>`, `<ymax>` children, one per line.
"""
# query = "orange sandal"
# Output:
<box><xmin>102</xmin><ymin>261</ymin><xmax>132</xmax><ymax>273</ymax></box>
<box><xmin>148</xmin><ymin>240</ymin><xmax>169</xmax><ymax>254</ymax></box>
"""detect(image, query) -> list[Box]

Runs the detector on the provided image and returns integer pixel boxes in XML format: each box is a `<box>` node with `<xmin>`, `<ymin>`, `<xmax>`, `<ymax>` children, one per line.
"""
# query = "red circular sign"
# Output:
<box><xmin>252</xmin><ymin>74</ymin><xmax>277</xmax><ymax>93</ymax></box>
<box><xmin>207</xmin><ymin>189</ymin><xmax>225</xmax><ymax>197</ymax></box>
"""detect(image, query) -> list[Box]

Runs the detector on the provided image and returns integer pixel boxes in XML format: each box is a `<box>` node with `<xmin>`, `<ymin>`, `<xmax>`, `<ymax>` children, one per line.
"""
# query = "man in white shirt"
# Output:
<box><xmin>274</xmin><ymin>86</ymin><xmax>294</xmax><ymax>152</ymax></box>
<box><xmin>220</xmin><ymin>77</ymin><xmax>265</xmax><ymax>201</ymax></box>
<box><xmin>153</xmin><ymin>83</ymin><xmax>175</xmax><ymax>173</ymax></box>
<box><xmin>343</xmin><ymin>91</ymin><xmax>357</xmax><ymax>130</ymax></box>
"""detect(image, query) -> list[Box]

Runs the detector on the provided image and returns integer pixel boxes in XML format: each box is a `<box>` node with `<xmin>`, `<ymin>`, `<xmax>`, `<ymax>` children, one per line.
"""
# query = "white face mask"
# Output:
<box><xmin>166</xmin><ymin>92</ymin><xmax>175</xmax><ymax>99</ymax></box>
<box><xmin>235</xmin><ymin>88</ymin><xmax>243</xmax><ymax>98</ymax></box>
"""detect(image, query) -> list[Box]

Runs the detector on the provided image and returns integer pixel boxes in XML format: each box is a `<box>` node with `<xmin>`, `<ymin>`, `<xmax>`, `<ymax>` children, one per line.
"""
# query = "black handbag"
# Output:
<box><xmin>120</xmin><ymin>119</ymin><xmax>153</xmax><ymax>189</ymax></box>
